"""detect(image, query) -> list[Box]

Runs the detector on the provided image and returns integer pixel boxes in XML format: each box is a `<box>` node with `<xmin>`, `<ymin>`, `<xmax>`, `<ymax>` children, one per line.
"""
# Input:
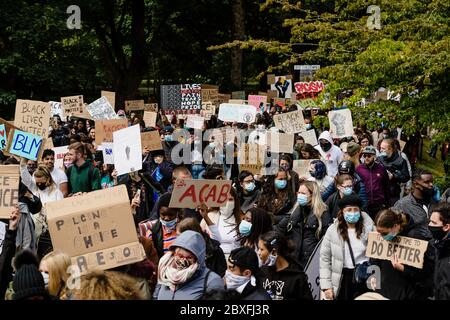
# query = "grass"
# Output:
<box><xmin>416</xmin><ymin>138</ymin><xmax>445</xmax><ymax>178</ymax></box>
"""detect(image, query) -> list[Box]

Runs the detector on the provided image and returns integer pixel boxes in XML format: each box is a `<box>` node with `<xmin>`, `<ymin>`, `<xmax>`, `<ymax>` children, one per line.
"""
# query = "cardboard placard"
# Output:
<box><xmin>61</xmin><ymin>95</ymin><xmax>84</xmax><ymax>116</ymax></box>
<box><xmin>201</xmin><ymin>88</ymin><xmax>219</xmax><ymax>105</ymax></box>
<box><xmin>292</xmin><ymin>160</ymin><xmax>312</xmax><ymax>179</ymax></box>
<box><xmin>247</xmin><ymin>95</ymin><xmax>267</xmax><ymax>111</ymax></box>
<box><xmin>186</xmin><ymin>115</ymin><xmax>205</xmax><ymax>130</ymax></box>
<box><xmin>14</xmin><ymin>99</ymin><xmax>51</xmax><ymax>138</ymax></box>
<box><xmin>169</xmin><ymin>179</ymin><xmax>232</xmax><ymax>209</ymax></box>
<box><xmin>273</xmin><ymin>110</ymin><xmax>306</xmax><ymax>134</ymax></box>
<box><xmin>140</xmin><ymin>131</ymin><xmax>163</xmax><ymax>151</ymax></box>
<box><xmin>86</xmin><ymin>97</ymin><xmax>119</xmax><ymax>120</ymax></box>
<box><xmin>238</xmin><ymin>144</ymin><xmax>265</xmax><ymax>176</ymax></box>
<box><xmin>231</xmin><ymin>91</ymin><xmax>246</xmax><ymax>100</ymax></box>
<box><xmin>218</xmin><ymin>103</ymin><xmax>256</xmax><ymax>124</ymax></box>
<box><xmin>102</xmin><ymin>142</ymin><xmax>114</xmax><ymax>164</ymax></box>
<box><xmin>125</xmin><ymin>100</ymin><xmax>145</xmax><ymax>111</ymax></box>
<box><xmin>101</xmin><ymin>91</ymin><xmax>115</xmax><ymax>108</ymax></box>
<box><xmin>143</xmin><ymin>103</ymin><xmax>158</xmax><ymax>112</ymax></box>
<box><xmin>52</xmin><ymin>146</ymin><xmax>69</xmax><ymax>170</ymax></box>
<box><xmin>43</xmin><ymin>138</ymin><xmax>54</xmax><ymax>151</ymax></box>
<box><xmin>228</xmin><ymin>99</ymin><xmax>246</xmax><ymax>104</ymax></box>
<box><xmin>200</xmin><ymin>102</ymin><xmax>216</xmax><ymax>120</ymax></box>
<box><xmin>7</xmin><ymin>129</ymin><xmax>43</xmax><ymax>161</ymax></box>
<box><xmin>266</xmin><ymin>132</ymin><xmax>294</xmax><ymax>154</ymax></box>
<box><xmin>49</xmin><ymin>101</ymin><xmax>65</xmax><ymax>120</ymax></box>
<box><xmin>95</xmin><ymin>119</ymin><xmax>128</xmax><ymax>145</ymax></box>
<box><xmin>328</xmin><ymin>108</ymin><xmax>354</xmax><ymax>138</ymax></box>
<box><xmin>113</xmin><ymin>125</ymin><xmax>142</xmax><ymax>176</ymax></box>
<box><xmin>143</xmin><ymin>111</ymin><xmax>157</xmax><ymax>128</ymax></box>
<box><xmin>269</xmin><ymin>75</ymin><xmax>293</xmax><ymax>99</ymax></box>
<box><xmin>0</xmin><ymin>165</ymin><xmax>20</xmax><ymax>219</ymax></box>
<box><xmin>298</xmin><ymin>129</ymin><xmax>318</xmax><ymax>146</ymax></box>
<box><xmin>365</xmin><ymin>232</ymin><xmax>428</xmax><ymax>269</ymax></box>
<box><xmin>266</xmin><ymin>90</ymin><xmax>278</xmax><ymax>100</ymax></box>
<box><xmin>0</xmin><ymin>124</ymin><xmax>6</xmax><ymax>150</ymax></box>
<box><xmin>217</xmin><ymin>93</ymin><xmax>231</xmax><ymax>105</ymax></box>
<box><xmin>45</xmin><ymin>185</ymin><xmax>145</xmax><ymax>273</ymax></box>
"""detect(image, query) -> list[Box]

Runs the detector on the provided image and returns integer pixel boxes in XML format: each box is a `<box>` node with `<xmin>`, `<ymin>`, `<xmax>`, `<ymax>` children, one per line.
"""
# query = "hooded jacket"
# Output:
<box><xmin>314</xmin><ymin>131</ymin><xmax>343</xmax><ymax>178</ymax></box>
<box><xmin>16</xmin><ymin>202</ymin><xmax>37</xmax><ymax>252</ymax></box>
<box><xmin>431</xmin><ymin>236</ymin><xmax>450</xmax><ymax>300</ymax></box>
<box><xmin>260</xmin><ymin>258</ymin><xmax>313</xmax><ymax>300</ymax></box>
<box><xmin>67</xmin><ymin>159</ymin><xmax>101</xmax><ymax>194</ymax></box>
<box><xmin>154</xmin><ymin>230</ymin><xmax>224</xmax><ymax>300</ymax></box>
<box><xmin>377</xmin><ymin>151</ymin><xmax>410</xmax><ymax>199</ymax></box>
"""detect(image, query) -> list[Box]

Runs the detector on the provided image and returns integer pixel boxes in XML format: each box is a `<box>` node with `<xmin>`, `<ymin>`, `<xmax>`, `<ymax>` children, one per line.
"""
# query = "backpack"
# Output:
<box><xmin>66</xmin><ymin>164</ymin><xmax>95</xmax><ymax>193</ymax></box>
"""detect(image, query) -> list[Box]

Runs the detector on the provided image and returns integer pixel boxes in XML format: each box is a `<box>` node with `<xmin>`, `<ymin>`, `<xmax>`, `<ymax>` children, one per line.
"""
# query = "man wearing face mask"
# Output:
<box><xmin>393</xmin><ymin>169</ymin><xmax>435</xmax><ymax>240</ymax></box>
<box><xmin>224</xmin><ymin>247</ymin><xmax>271</xmax><ymax>300</ymax></box>
<box><xmin>377</xmin><ymin>138</ymin><xmax>410</xmax><ymax>206</ymax></box>
<box><xmin>314</xmin><ymin>131</ymin><xmax>343</xmax><ymax>178</ymax></box>
<box><xmin>428</xmin><ymin>202</ymin><xmax>450</xmax><ymax>300</ymax></box>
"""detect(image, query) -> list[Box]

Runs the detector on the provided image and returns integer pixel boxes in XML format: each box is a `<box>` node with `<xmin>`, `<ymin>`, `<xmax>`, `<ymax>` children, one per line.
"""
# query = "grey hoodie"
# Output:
<box><xmin>16</xmin><ymin>202</ymin><xmax>37</xmax><ymax>252</ymax></box>
<box><xmin>154</xmin><ymin>230</ymin><xmax>224</xmax><ymax>300</ymax></box>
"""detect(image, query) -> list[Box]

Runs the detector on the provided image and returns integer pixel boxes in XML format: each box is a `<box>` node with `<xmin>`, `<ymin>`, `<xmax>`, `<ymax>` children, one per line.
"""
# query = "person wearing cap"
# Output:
<box><xmin>319</xmin><ymin>194</ymin><xmax>374</xmax><ymax>300</ymax></box>
<box><xmin>356</xmin><ymin>145</ymin><xmax>390</xmax><ymax>220</ymax></box>
<box><xmin>224</xmin><ymin>247</ymin><xmax>271</xmax><ymax>300</ymax></box>
<box><xmin>154</xmin><ymin>230</ymin><xmax>224</xmax><ymax>300</ymax></box>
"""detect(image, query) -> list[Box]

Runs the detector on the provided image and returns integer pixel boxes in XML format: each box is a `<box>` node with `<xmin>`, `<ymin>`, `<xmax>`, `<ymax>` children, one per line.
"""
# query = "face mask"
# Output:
<box><xmin>174</xmin><ymin>256</ymin><xmax>192</xmax><ymax>270</ymax></box>
<box><xmin>160</xmin><ymin>218</ymin><xmax>177</xmax><ymax>229</ymax></box>
<box><xmin>379</xmin><ymin>151</ymin><xmax>388</xmax><ymax>158</ymax></box>
<box><xmin>305</xmin><ymin>124</ymin><xmax>312</xmax><ymax>130</ymax></box>
<box><xmin>420</xmin><ymin>185</ymin><xmax>434</xmax><ymax>200</ymax></box>
<box><xmin>245</xmin><ymin>182</ymin><xmax>256</xmax><ymax>192</ymax></box>
<box><xmin>343</xmin><ymin>187</ymin><xmax>353</xmax><ymax>196</ymax></box>
<box><xmin>297</xmin><ymin>194</ymin><xmax>309</xmax><ymax>206</ymax></box>
<box><xmin>383</xmin><ymin>231</ymin><xmax>397</xmax><ymax>241</ymax></box>
<box><xmin>265</xmin><ymin>253</ymin><xmax>277</xmax><ymax>267</ymax></box>
<box><xmin>209</xmin><ymin>142</ymin><xmax>215</xmax><ymax>148</ymax></box>
<box><xmin>274</xmin><ymin>179</ymin><xmax>287</xmax><ymax>190</ymax></box>
<box><xmin>320</xmin><ymin>142</ymin><xmax>332</xmax><ymax>152</ymax></box>
<box><xmin>225</xmin><ymin>270</ymin><xmax>250</xmax><ymax>290</ymax></box>
<box><xmin>154</xmin><ymin>157</ymin><xmax>163</xmax><ymax>164</ymax></box>
<box><xmin>164</xmin><ymin>135</ymin><xmax>173</xmax><ymax>142</ymax></box>
<box><xmin>428</xmin><ymin>226</ymin><xmax>447</xmax><ymax>240</ymax></box>
<box><xmin>64</xmin><ymin>161</ymin><xmax>73</xmax><ymax>169</ymax></box>
<box><xmin>36</xmin><ymin>183</ymin><xmax>47</xmax><ymax>191</ymax></box>
<box><xmin>239</xmin><ymin>220</ymin><xmax>252</xmax><ymax>236</ymax></box>
<box><xmin>41</xmin><ymin>272</ymin><xmax>49</xmax><ymax>288</ymax></box>
<box><xmin>344</xmin><ymin>211</ymin><xmax>361</xmax><ymax>224</ymax></box>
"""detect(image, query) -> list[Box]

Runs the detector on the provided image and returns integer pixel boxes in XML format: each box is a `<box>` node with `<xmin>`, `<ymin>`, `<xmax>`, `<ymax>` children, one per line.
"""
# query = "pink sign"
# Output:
<box><xmin>247</xmin><ymin>95</ymin><xmax>267</xmax><ymax>111</ymax></box>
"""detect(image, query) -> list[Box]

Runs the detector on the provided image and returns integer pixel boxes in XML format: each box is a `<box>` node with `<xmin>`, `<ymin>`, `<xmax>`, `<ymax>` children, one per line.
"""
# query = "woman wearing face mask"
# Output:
<box><xmin>154</xmin><ymin>230</ymin><xmax>225</xmax><ymax>300</ymax></box>
<box><xmin>238</xmin><ymin>208</ymin><xmax>273</xmax><ymax>252</ymax></box>
<box><xmin>258</xmin><ymin>231</ymin><xmax>312</xmax><ymax>300</ymax></box>
<box><xmin>307</xmin><ymin>160</ymin><xmax>334</xmax><ymax>193</ymax></box>
<box><xmin>236</xmin><ymin>171</ymin><xmax>261</xmax><ymax>212</ymax></box>
<box><xmin>39</xmin><ymin>251</ymin><xmax>72</xmax><ymax>299</ymax></box>
<box><xmin>276</xmin><ymin>181</ymin><xmax>331</xmax><ymax>268</ymax></box>
<box><xmin>325</xmin><ymin>174</ymin><xmax>356</xmax><ymax>219</ymax></box>
<box><xmin>293</xmin><ymin>136</ymin><xmax>305</xmax><ymax>160</ymax></box>
<box><xmin>62</xmin><ymin>152</ymin><xmax>74</xmax><ymax>171</ymax></box>
<box><xmin>320</xmin><ymin>195</ymin><xmax>374</xmax><ymax>300</ymax></box>
<box><xmin>371</xmin><ymin>208</ymin><xmax>434</xmax><ymax>300</ymax></box>
<box><xmin>200</xmin><ymin>188</ymin><xmax>242</xmax><ymax>260</ymax></box>
<box><xmin>279</xmin><ymin>155</ymin><xmax>300</xmax><ymax>196</ymax></box>
<box><xmin>258</xmin><ymin>169</ymin><xmax>296</xmax><ymax>225</ymax></box>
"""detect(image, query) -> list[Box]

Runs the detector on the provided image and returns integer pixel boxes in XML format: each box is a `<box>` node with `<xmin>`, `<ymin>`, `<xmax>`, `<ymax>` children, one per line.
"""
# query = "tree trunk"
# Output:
<box><xmin>231</xmin><ymin>0</ymin><xmax>245</xmax><ymax>90</ymax></box>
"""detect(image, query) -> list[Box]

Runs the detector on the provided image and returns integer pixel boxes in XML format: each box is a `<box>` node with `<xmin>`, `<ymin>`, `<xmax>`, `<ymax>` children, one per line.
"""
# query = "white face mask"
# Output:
<box><xmin>41</xmin><ymin>272</ymin><xmax>49</xmax><ymax>289</ymax></box>
<box><xmin>259</xmin><ymin>253</ymin><xmax>277</xmax><ymax>267</ymax></box>
<box><xmin>224</xmin><ymin>270</ymin><xmax>250</xmax><ymax>290</ymax></box>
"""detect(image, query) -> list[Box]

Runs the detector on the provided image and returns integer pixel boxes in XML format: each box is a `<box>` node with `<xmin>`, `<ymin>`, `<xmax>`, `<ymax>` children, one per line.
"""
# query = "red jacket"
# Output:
<box><xmin>356</xmin><ymin>162</ymin><xmax>390</xmax><ymax>205</ymax></box>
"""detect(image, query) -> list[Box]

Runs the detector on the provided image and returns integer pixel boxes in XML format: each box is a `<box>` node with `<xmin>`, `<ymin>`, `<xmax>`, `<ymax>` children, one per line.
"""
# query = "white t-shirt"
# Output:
<box><xmin>51</xmin><ymin>167</ymin><xmax>68</xmax><ymax>190</ymax></box>
<box><xmin>343</xmin><ymin>229</ymin><xmax>369</xmax><ymax>268</ymax></box>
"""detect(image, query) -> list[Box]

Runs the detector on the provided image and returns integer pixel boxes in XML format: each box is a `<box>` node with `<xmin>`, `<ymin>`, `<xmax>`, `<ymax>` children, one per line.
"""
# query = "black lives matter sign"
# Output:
<box><xmin>161</xmin><ymin>84</ymin><xmax>202</xmax><ymax>111</ymax></box>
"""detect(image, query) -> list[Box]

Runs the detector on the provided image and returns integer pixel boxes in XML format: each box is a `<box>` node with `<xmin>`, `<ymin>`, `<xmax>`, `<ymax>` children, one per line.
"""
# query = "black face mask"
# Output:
<box><xmin>428</xmin><ymin>226</ymin><xmax>447</xmax><ymax>240</ymax></box>
<box><xmin>419</xmin><ymin>185</ymin><xmax>434</xmax><ymax>201</ymax></box>
<box><xmin>36</xmin><ymin>183</ymin><xmax>47</xmax><ymax>191</ymax></box>
<box><xmin>320</xmin><ymin>142</ymin><xmax>332</xmax><ymax>152</ymax></box>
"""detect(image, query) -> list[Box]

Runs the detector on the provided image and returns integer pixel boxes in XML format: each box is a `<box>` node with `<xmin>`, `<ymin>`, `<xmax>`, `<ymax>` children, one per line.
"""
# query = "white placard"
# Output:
<box><xmin>102</xmin><ymin>142</ymin><xmax>114</xmax><ymax>164</ymax></box>
<box><xmin>113</xmin><ymin>125</ymin><xmax>142</xmax><ymax>175</ymax></box>
<box><xmin>218</xmin><ymin>103</ymin><xmax>256</xmax><ymax>124</ymax></box>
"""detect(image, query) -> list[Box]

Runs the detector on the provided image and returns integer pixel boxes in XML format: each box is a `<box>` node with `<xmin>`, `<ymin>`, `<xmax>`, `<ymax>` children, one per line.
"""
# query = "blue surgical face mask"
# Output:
<box><xmin>297</xmin><ymin>194</ymin><xmax>309</xmax><ymax>206</ymax></box>
<box><xmin>160</xmin><ymin>218</ymin><xmax>177</xmax><ymax>229</ymax></box>
<box><xmin>379</xmin><ymin>151</ymin><xmax>388</xmax><ymax>158</ymax></box>
<box><xmin>260</xmin><ymin>253</ymin><xmax>277</xmax><ymax>267</ymax></box>
<box><xmin>343</xmin><ymin>211</ymin><xmax>361</xmax><ymax>224</ymax></box>
<box><xmin>343</xmin><ymin>187</ymin><xmax>353</xmax><ymax>196</ymax></box>
<box><xmin>305</xmin><ymin>124</ymin><xmax>312</xmax><ymax>130</ymax></box>
<box><xmin>164</xmin><ymin>135</ymin><xmax>173</xmax><ymax>142</ymax></box>
<box><xmin>245</xmin><ymin>182</ymin><xmax>256</xmax><ymax>192</ymax></box>
<box><xmin>239</xmin><ymin>220</ymin><xmax>252</xmax><ymax>236</ymax></box>
<box><xmin>383</xmin><ymin>231</ymin><xmax>397</xmax><ymax>241</ymax></box>
<box><xmin>274</xmin><ymin>179</ymin><xmax>287</xmax><ymax>190</ymax></box>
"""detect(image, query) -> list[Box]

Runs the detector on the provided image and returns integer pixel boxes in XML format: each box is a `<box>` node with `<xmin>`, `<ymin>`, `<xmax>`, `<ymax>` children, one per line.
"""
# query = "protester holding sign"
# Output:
<box><xmin>67</xmin><ymin>142</ymin><xmax>101</xmax><ymax>194</ymax></box>
<box><xmin>319</xmin><ymin>195</ymin><xmax>374</xmax><ymax>300</ymax></box>
<box><xmin>41</xmin><ymin>149</ymin><xmax>69</xmax><ymax>197</ymax></box>
<box><xmin>372</xmin><ymin>208</ymin><xmax>434</xmax><ymax>300</ymax></box>
<box><xmin>258</xmin><ymin>231</ymin><xmax>312</xmax><ymax>300</ymax></box>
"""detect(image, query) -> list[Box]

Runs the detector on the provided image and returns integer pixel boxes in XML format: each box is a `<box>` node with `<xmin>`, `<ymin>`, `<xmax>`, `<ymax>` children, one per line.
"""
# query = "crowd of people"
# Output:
<box><xmin>0</xmin><ymin>103</ymin><xmax>448</xmax><ymax>301</ymax></box>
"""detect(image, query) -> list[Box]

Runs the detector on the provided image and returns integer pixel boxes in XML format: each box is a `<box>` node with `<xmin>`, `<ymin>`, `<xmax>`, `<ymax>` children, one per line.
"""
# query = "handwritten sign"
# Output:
<box><xmin>61</xmin><ymin>95</ymin><xmax>84</xmax><ymax>116</ymax></box>
<box><xmin>113</xmin><ymin>125</ymin><xmax>142</xmax><ymax>176</ymax></box>
<box><xmin>102</xmin><ymin>142</ymin><xmax>114</xmax><ymax>164</ymax></box>
<box><xmin>218</xmin><ymin>103</ymin><xmax>256</xmax><ymax>124</ymax></box>
<box><xmin>86</xmin><ymin>97</ymin><xmax>119</xmax><ymax>120</ymax></box>
<box><xmin>299</xmin><ymin>129</ymin><xmax>318</xmax><ymax>146</ymax></box>
<box><xmin>0</xmin><ymin>165</ymin><xmax>20</xmax><ymax>219</ymax></box>
<box><xmin>95</xmin><ymin>119</ymin><xmax>128</xmax><ymax>145</ymax></box>
<box><xmin>8</xmin><ymin>129</ymin><xmax>43</xmax><ymax>161</ymax></box>
<box><xmin>141</xmin><ymin>131</ymin><xmax>162</xmax><ymax>151</ymax></box>
<box><xmin>143</xmin><ymin>103</ymin><xmax>158</xmax><ymax>112</ymax></box>
<box><xmin>143</xmin><ymin>111</ymin><xmax>157</xmax><ymax>128</ymax></box>
<box><xmin>49</xmin><ymin>101</ymin><xmax>65</xmax><ymax>120</ymax></box>
<box><xmin>186</xmin><ymin>115</ymin><xmax>205</xmax><ymax>129</ymax></box>
<box><xmin>328</xmin><ymin>108</ymin><xmax>354</xmax><ymax>138</ymax></box>
<box><xmin>238</xmin><ymin>144</ymin><xmax>265</xmax><ymax>175</ymax></box>
<box><xmin>201</xmin><ymin>88</ymin><xmax>219</xmax><ymax>105</ymax></box>
<box><xmin>125</xmin><ymin>100</ymin><xmax>145</xmax><ymax>112</ymax></box>
<box><xmin>217</xmin><ymin>93</ymin><xmax>231</xmax><ymax>105</ymax></box>
<box><xmin>248</xmin><ymin>95</ymin><xmax>267</xmax><ymax>111</ymax></box>
<box><xmin>201</xmin><ymin>102</ymin><xmax>216</xmax><ymax>120</ymax></box>
<box><xmin>52</xmin><ymin>146</ymin><xmax>69</xmax><ymax>170</ymax></box>
<box><xmin>45</xmin><ymin>185</ymin><xmax>145</xmax><ymax>273</ymax></box>
<box><xmin>365</xmin><ymin>232</ymin><xmax>428</xmax><ymax>269</ymax></box>
<box><xmin>169</xmin><ymin>179</ymin><xmax>232</xmax><ymax>209</ymax></box>
<box><xmin>273</xmin><ymin>110</ymin><xmax>306</xmax><ymax>134</ymax></box>
<box><xmin>294</xmin><ymin>81</ymin><xmax>325</xmax><ymax>94</ymax></box>
<box><xmin>266</xmin><ymin>132</ymin><xmax>294</xmax><ymax>154</ymax></box>
<box><xmin>14</xmin><ymin>99</ymin><xmax>51</xmax><ymax>138</ymax></box>
<box><xmin>293</xmin><ymin>160</ymin><xmax>312</xmax><ymax>179</ymax></box>
<box><xmin>0</xmin><ymin>125</ymin><xmax>6</xmax><ymax>150</ymax></box>
<box><xmin>101</xmin><ymin>91</ymin><xmax>115</xmax><ymax>108</ymax></box>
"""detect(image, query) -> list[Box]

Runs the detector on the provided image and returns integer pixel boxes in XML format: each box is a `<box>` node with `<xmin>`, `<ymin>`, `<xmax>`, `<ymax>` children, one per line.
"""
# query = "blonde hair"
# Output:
<box><xmin>34</xmin><ymin>165</ymin><xmax>56</xmax><ymax>193</ymax></box>
<box><xmin>74</xmin><ymin>270</ymin><xmax>144</xmax><ymax>300</ymax></box>
<box><xmin>301</xmin><ymin>180</ymin><xmax>328</xmax><ymax>238</ymax></box>
<box><xmin>41</xmin><ymin>251</ymin><xmax>71</xmax><ymax>298</ymax></box>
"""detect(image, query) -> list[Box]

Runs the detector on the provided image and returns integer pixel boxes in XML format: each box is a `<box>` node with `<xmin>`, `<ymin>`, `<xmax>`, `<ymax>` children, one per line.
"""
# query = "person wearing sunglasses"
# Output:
<box><xmin>356</xmin><ymin>146</ymin><xmax>390</xmax><ymax>220</ymax></box>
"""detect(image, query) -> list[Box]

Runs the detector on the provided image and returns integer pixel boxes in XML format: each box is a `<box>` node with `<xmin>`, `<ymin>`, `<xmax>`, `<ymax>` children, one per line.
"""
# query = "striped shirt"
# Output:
<box><xmin>139</xmin><ymin>219</ymin><xmax>178</xmax><ymax>253</ymax></box>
